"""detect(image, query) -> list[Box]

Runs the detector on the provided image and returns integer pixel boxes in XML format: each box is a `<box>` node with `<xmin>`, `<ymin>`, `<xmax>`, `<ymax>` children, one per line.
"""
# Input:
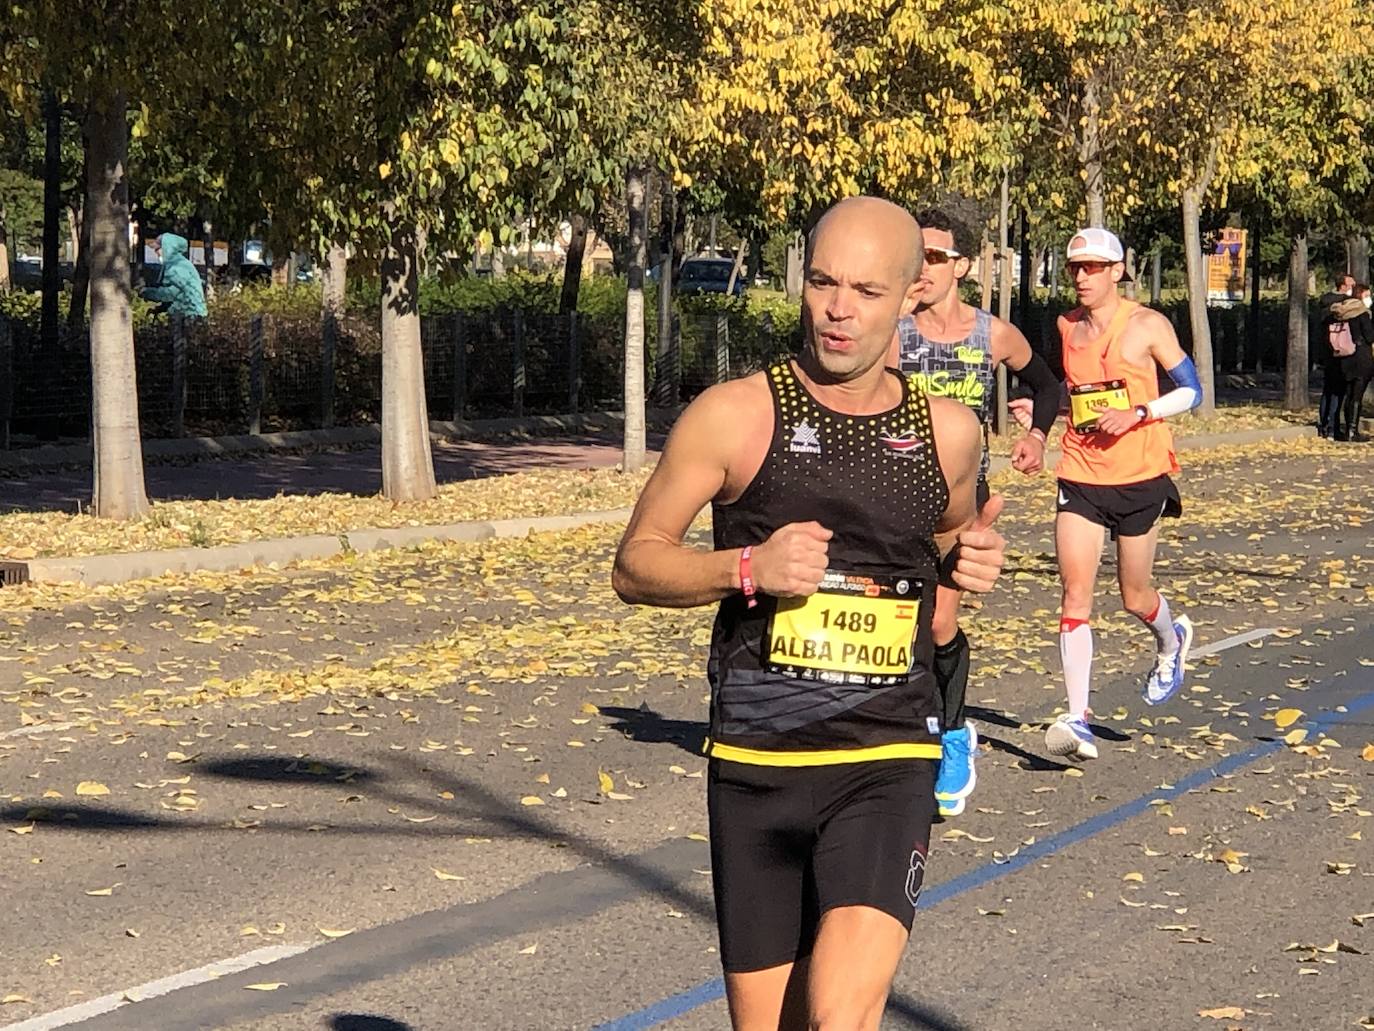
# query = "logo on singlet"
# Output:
<box><xmin>905</xmin><ymin>845</ymin><xmax>928</xmax><ymax>907</ymax></box>
<box><xmin>909</xmin><ymin>369</ymin><xmax>986</xmax><ymax>406</ymax></box>
<box><xmin>880</xmin><ymin>431</ymin><xmax>926</xmax><ymax>458</ymax></box>
<box><xmin>955</xmin><ymin>345</ymin><xmax>988</xmax><ymax>365</ymax></box>
<box><xmin>787</xmin><ymin>421</ymin><xmax>822</xmax><ymax>455</ymax></box>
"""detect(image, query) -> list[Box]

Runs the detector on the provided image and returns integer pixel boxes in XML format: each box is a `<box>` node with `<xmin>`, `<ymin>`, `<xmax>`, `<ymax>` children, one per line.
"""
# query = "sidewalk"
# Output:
<box><xmin>1</xmin><ymin>430</ymin><xmax>668</xmax><ymax>514</ymax></box>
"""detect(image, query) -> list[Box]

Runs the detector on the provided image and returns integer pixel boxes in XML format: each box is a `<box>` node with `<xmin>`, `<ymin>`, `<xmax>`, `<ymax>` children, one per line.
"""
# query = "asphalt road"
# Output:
<box><xmin>1</xmin><ymin>439</ymin><xmax>1371</xmax><ymax>1031</ymax></box>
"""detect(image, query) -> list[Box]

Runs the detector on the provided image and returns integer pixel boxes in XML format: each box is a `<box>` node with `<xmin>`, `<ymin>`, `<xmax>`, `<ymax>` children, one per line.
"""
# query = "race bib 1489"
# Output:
<box><xmin>766</xmin><ymin>572</ymin><xmax>922</xmax><ymax>686</ymax></box>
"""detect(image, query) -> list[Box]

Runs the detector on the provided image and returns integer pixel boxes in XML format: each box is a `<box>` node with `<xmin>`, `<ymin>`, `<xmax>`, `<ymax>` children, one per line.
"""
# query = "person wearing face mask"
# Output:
<box><xmin>887</xmin><ymin>207</ymin><xmax>1060</xmax><ymax>817</ymax></box>
<box><xmin>1337</xmin><ymin>283</ymin><xmax>1374</xmax><ymax>442</ymax></box>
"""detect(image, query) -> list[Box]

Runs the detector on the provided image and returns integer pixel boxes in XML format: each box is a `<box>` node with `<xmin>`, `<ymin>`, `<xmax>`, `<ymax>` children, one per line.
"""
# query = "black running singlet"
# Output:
<box><xmin>706</xmin><ymin>360</ymin><xmax>949</xmax><ymax>765</ymax></box>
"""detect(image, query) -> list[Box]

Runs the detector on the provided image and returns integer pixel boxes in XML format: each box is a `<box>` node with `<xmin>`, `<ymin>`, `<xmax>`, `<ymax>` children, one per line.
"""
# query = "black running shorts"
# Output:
<box><xmin>706</xmin><ymin>758</ymin><xmax>937</xmax><ymax>973</ymax></box>
<box><xmin>1055</xmin><ymin>474</ymin><xmax>1181</xmax><ymax>539</ymax></box>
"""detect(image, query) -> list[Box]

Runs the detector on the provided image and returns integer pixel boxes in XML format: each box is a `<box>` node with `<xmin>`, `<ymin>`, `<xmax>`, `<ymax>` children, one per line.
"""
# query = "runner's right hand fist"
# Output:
<box><xmin>749</xmin><ymin>522</ymin><xmax>831</xmax><ymax>597</ymax></box>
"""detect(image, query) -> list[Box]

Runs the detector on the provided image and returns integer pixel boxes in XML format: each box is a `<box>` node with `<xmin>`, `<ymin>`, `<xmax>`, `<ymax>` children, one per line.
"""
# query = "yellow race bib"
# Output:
<box><xmin>1069</xmin><ymin>379</ymin><xmax>1130</xmax><ymax>433</ymax></box>
<box><xmin>767</xmin><ymin>572</ymin><xmax>922</xmax><ymax>685</ymax></box>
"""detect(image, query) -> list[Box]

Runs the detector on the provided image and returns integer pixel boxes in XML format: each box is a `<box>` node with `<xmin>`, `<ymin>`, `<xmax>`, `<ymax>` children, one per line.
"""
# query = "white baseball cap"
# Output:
<box><xmin>1066</xmin><ymin>227</ymin><xmax>1131</xmax><ymax>280</ymax></box>
<box><xmin>1066</xmin><ymin>227</ymin><xmax>1125</xmax><ymax>261</ymax></box>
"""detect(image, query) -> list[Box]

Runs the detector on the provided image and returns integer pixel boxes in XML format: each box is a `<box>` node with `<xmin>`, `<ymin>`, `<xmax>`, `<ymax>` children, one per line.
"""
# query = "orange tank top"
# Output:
<box><xmin>1057</xmin><ymin>300</ymin><xmax>1179</xmax><ymax>486</ymax></box>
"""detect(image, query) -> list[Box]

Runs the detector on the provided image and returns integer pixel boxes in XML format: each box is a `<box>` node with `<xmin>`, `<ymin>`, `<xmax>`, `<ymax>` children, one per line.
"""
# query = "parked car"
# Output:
<box><xmin>677</xmin><ymin>256</ymin><xmax>746</xmax><ymax>296</ymax></box>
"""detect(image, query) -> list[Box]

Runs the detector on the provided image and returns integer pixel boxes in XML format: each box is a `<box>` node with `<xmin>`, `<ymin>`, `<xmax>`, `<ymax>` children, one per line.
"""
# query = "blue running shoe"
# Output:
<box><xmin>935</xmin><ymin>721</ymin><xmax>978</xmax><ymax>817</ymax></box>
<box><xmin>1045</xmin><ymin>713</ymin><xmax>1098</xmax><ymax>760</ymax></box>
<box><xmin>1143</xmin><ymin>614</ymin><xmax>1194</xmax><ymax>706</ymax></box>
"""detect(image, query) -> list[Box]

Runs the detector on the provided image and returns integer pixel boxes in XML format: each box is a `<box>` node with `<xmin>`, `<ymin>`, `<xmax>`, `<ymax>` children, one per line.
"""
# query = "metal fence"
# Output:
<box><xmin>0</xmin><ymin>296</ymin><xmax>1313</xmax><ymax>449</ymax></box>
<box><xmin>0</xmin><ymin>308</ymin><xmax>804</xmax><ymax>448</ymax></box>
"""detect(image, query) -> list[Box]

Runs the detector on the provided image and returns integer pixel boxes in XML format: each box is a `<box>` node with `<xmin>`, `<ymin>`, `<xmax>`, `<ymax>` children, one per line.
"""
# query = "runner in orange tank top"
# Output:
<box><xmin>1038</xmin><ymin>229</ymin><xmax>1204</xmax><ymax>762</ymax></box>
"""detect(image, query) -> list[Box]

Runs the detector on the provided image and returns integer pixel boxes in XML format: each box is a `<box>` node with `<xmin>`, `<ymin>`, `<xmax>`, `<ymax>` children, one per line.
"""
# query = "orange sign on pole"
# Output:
<box><xmin>1206</xmin><ymin>227</ymin><xmax>1247</xmax><ymax>305</ymax></box>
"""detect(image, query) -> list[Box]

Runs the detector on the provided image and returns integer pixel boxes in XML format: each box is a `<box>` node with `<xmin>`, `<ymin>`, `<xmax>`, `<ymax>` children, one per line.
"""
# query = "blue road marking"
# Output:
<box><xmin>592</xmin><ymin>681</ymin><xmax>1374</xmax><ymax>1030</ymax></box>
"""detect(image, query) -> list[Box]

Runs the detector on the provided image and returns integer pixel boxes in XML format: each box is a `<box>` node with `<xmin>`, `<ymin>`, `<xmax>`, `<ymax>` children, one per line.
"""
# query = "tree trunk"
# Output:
<box><xmin>86</xmin><ymin>89</ymin><xmax>149</xmax><ymax>520</ymax></box>
<box><xmin>784</xmin><ymin>234</ymin><xmax>804</xmax><ymax>299</ymax></box>
<box><xmin>655</xmin><ymin>182</ymin><xmax>676</xmax><ymax>405</ymax></box>
<box><xmin>1150</xmin><ymin>248</ymin><xmax>1162</xmax><ymax>305</ymax></box>
<box><xmin>40</xmin><ymin>87</ymin><xmax>63</xmax><ymax>440</ymax></box>
<box><xmin>1248</xmin><ymin>216</ymin><xmax>1263</xmax><ymax>372</ymax></box>
<box><xmin>559</xmin><ymin>214</ymin><xmax>588</xmax><ymax>314</ymax></box>
<box><xmin>379</xmin><ymin>206</ymin><xmax>437</xmax><ymax>501</ymax></box>
<box><xmin>68</xmin><ymin>193</ymin><xmax>92</xmax><ymax>328</ymax></box>
<box><xmin>994</xmin><ymin>173</ymin><xmax>1011</xmax><ymax>435</ymax></box>
<box><xmin>1347</xmin><ymin>233</ymin><xmax>1370</xmax><ymax>285</ymax></box>
<box><xmin>1123</xmin><ymin>247</ymin><xmax>1138</xmax><ymax>301</ymax></box>
<box><xmin>1284</xmin><ymin>231</ymin><xmax>1309</xmax><ymax>411</ymax></box>
<box><xmin>622</xmin><ymin>163</ymin><xmax>648</xmax><ymax>472</ymax></box>
<box><xmin>320</xmin><ymin>241</ymin><xmax>346</xmax><ymax>429</ymax></box>
<box><xmin>1017</xmin><ymin>207</ymin><xmax>1032</xmax><ymax>330</ymax></box>
<box><xmin>490</xmin><ymin>246</ymin><xmax>506</xmax><ymax>279</ymax></box>
<box><xmin>1080</xmin><ymin>74</ymin><xmax>1105</xmax><ymax>228</ymax></box>
<box><xmin>725</xmin><ymin>238</ymin><xmax>747</xmax><ymax>296</ymax></box>
<box><xmin>980</xmin><ymin>239</ymin><xmax>995</xmax><ymax>310</ymax></box>
<box><xmin>1181</xmin><ymin>188</ymin><xmax>1216</xmax><ymax>415</ymax></box>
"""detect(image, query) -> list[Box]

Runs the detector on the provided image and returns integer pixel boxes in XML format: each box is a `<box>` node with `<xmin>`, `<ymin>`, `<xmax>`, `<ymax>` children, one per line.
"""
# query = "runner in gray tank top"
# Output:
<box><xmin>888</xmin><ymin>206</ymin><xmax>1061</xmax><ymax>818</ymax></box>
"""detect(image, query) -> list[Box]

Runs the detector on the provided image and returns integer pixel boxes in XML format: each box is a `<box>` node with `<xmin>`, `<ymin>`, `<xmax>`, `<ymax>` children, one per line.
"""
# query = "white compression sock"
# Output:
<box><xmin>1059</xmin><ymin>619</ymin><xmax>1093</xmax><ymax>719</ymax></box>
<box><xmin>1139</xmin><ymin>593</ymin><xmax>1179</xmax><ymax>657</ymax></box>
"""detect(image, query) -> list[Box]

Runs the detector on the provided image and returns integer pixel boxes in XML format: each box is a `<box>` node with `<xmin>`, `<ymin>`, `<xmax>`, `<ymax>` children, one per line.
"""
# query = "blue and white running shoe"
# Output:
<box><xmin>1045</xmin><ymin>713</ymin><xmax>1098</xmax><ymax>760</ymax></box>
<box><xmin>935</xmin><ymin>721</ymin><xmax>978</xmax><ymax>817</ymax></box>
<box><xmin>1143</xmin><ymin>614</ymin><xmax>1194</xmax><ymax>706</ymax></box>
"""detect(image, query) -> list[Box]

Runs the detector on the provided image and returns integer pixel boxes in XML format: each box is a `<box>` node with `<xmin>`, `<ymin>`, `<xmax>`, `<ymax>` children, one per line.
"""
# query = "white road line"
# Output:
<box><xmin>0</xmin><ymin>943</ymin><xmax>317</xmax><ymax>1031</ymax></box>
<box><xmin>0</xmin><ymin>722</ymin><xmax>76</xmax><ymax>741</ymax></box>
<box><xmin>1191</xmin><ymin>627</ymin><xmax>1277</xmax><ymax>659</ymax></box>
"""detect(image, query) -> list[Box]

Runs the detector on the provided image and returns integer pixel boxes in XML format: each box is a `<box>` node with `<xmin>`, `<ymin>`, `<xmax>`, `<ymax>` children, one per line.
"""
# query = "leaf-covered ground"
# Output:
<box><xmin>0</xmin><ymin>465</ymin><xmax>653</xmax><ymax>562</ymax></box>
<box><xmin>0</xmin><ymin>433</ymin><xmax>1370</xmax><ymax>1029</ymax></box>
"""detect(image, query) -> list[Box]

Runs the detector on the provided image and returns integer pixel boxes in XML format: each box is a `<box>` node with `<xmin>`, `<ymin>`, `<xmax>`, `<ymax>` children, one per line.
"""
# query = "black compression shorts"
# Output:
<box><xmin>706</xmin><ymin>758</ymin><xmax>936</xmax><ymax>973</ymax></box>
<box><xmin>1056</xmin><ymin>474</ymin><xmax>1181</xmax><ymax>539</ymax></box>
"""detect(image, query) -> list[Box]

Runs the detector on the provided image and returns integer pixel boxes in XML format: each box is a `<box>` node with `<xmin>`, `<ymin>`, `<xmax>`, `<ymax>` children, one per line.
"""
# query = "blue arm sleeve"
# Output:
<box><xmin>1147</xmin><ymin>356</ymin><xmax>1202</xmax><ymax>419</ymax></box>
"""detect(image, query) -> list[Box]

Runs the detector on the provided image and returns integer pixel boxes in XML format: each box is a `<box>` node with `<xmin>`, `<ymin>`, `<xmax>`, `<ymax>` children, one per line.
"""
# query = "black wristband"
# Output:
<box><xmin>938</xmin><ymin>543</ymin><xmax>962</xmax><ymax>590</ymax></box>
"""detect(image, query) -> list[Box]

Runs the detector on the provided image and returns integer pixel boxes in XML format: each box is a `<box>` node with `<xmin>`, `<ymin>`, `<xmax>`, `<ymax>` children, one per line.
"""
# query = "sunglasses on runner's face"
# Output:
<box><xmin>1068</xmin><ymin>260</ymin><xmax>1114</xmax><ymax>277</ymax></box>
<box><xmin>924</xmin><ymin>247</ymin><xmax>961</xmax><ymax>266</ymax></box>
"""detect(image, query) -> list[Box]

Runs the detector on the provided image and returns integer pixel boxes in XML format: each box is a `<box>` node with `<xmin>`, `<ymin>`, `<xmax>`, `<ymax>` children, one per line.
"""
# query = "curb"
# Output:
<box><xmin>0</xmin><ymin>422</ymin><xmax>1318</xmax><ymax>589</ymax></box>
<box><xmin>0</xmin><ymin>410</ymin><xmax>683</xmax><ymax>474</ymax></box>
<box><xmin>10</xmin><ymin>508</ymin><xmax>637</xmax><ymax>588</ymax></box>
<box><xmin>985</xmin><ymin>422</ymin><xmax>1316</xmax><ymax>477</ymax></box>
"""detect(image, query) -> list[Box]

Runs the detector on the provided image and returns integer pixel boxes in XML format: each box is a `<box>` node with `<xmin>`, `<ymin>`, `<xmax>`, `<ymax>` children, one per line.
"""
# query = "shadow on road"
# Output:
<box><xmin>329</xmin><ymin>1016</ymin><xmax>416</xmax><ymax>1031</ymax></box>
<box><xmin>886</xmin><ymin>994</ymin><xmax>974</xmax><ymax>1031</ymax></box>
<box><xmin>598</xmin><ymin>705</ymin><xmax>707</xmax><ymax>755</ymax></box>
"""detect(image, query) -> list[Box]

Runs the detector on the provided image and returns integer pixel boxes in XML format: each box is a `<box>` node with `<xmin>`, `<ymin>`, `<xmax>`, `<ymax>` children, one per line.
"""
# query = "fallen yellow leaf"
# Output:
<box><xmin>76</xmin><ymin>781</ymin><xmax>110</xmax><ymax>797</ymax></box>
<box><xmin>317</xmin><ymin>927</ymin><xmax>354</xmax><ymax>938</ymax></box>
<box><xmin>244</xmin><ymin>982</ymin><xmax>286</xmax><ymax>991</ymax></box>
<box><xmin>1284</xmin><ymin>728</ymin><xmax>1308</xmax><ymax>746</ymax></box>
<box><xmin>1198</xmin><ymin>1006</ymin><xmax>1245</xmax><ymax>1020</ymax></box>
<box><xmin>1273</xmin><ymin>708</ymin><xmax>1303</xmax><ymax>730</ymax></box>
<box><xmin>519</xmin><ymin>795</ymin><xmax>545</xmax><ymax>806</ymax></box>
<box><xmin>433</xmin><ymin>868</ymin><xmax>464</xmax><ymax>881</ymax></box>
<box><xmin>1361</xmin><ymin>743</ymin><xmax>1374</xmax><ymax>762</ymax></box>
<box><xmin>598</xmin><ymin>769</ymin><xmax>614</xmax><ymax>795</ymax></box>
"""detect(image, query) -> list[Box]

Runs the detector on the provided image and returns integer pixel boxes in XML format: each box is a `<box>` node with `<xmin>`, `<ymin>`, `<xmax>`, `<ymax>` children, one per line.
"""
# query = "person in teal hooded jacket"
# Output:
<box><xmin>141</xmin><ymin>233</ymin><xmax>207</xmax><ymax>318</ymax></box>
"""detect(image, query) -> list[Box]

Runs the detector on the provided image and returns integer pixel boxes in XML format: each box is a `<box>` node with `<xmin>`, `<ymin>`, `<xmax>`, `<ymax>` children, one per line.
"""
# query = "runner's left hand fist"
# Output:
<box><xmin>950</xmin><ymin>493</ymin><xmax>1005</xmax><ymax>594</ymax></box>
<box><xmin>1010</xmin><ymin>434</ymin><xmax>1045</xmax><ymax>474</ymax></box>
<box><xmin>1094</xmin><ymin>408</ymin><xmax>1140</xmax><ymax>436</ymax></box>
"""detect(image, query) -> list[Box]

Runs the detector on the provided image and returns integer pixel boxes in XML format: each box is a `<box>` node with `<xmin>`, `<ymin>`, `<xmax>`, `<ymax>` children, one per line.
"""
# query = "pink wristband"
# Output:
<box><xmin>739</xmin><ymin>546</ymin><xmax>758</xmax><ymax>609</ymax></box>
